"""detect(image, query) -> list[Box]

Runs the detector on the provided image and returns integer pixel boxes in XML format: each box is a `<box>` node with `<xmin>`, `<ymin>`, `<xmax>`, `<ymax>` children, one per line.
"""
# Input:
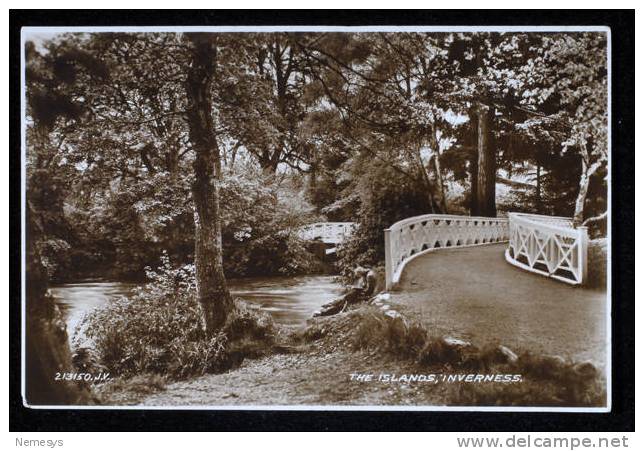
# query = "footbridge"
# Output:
<box><xmin>298</xmin><ymin>222</ymin><xmax>357</xmax><ymax>254</ymax></box>
<box><xmin>382</xmin><ymin>212</ymin><xmax>602</xmax><ymax>368</ymax></box>
<box><xmin>384</xmin><ymin>212</ymin><xmax>589</xmax><ymax>289</ymax></box>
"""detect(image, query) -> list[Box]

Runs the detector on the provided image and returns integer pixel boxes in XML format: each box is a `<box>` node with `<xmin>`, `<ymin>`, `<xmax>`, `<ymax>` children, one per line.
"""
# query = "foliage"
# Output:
<box><xmin>36</xmin><ymin>163</ymin><xmax>323</xmax><ymax>280</ymax></box>
<box><xmin>335</xmin><ymin>156</ymin><xmax>431</xmax><ymax>282</ymax></box>
<box><xmin>81</xmin><ymin>254</ymin><xmax>276</xmax><ymax>380</ymax></box>
<box><xmin>25</xmin><ymin>31</ymin><xmax>609</xmax><ymax>286</ymax></box>
<box><xmin>352</xmin><ymin>310</ymin><xmax>428</xmax><ymax>360</ymax></box>
<box><xmin>220</xmin><ymin>172</ymin><xmax>323</xmax><ymax>277</ymax></box>
<box><xmin>587</xmin><ymin>239</ymin><xmax>608</xmax><ymax>289</ymax></box>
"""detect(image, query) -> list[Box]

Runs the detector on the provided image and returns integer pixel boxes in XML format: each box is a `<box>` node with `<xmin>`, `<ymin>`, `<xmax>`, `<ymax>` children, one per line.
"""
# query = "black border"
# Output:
<box><xmin>10</xmin><ymin>9</ymin><xmax>634</xmax><ymax>432</ymax></box>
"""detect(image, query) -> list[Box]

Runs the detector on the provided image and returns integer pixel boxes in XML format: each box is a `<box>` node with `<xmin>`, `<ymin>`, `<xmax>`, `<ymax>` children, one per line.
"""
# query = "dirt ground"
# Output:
<box><xmin>139</xmin><ymin>349</ymin><xmax>450</xmax><ymax>407</ymax></box>
<box><xmin>389</xmin><ymin>244</ymin><xmax>608</xmax><ymax>368</ymax></box>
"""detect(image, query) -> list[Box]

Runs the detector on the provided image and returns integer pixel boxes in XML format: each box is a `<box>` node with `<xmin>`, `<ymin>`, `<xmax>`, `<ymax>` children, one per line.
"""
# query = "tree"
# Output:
<box><xmin>512</xmin><ymin>32</ymin><xmax>608</xmax><ymax>225</ymax></box>
<box><xmin>216</xmin><ymin>34</ymin><xmax>317</xmax><ymax>174</ymax></box>
<box><xmin>296</xmin><ymin>32</ymin><xmax>452</xmax><ymax>214</ymax></box>
<box><xmin>24</xmin><ymin>37</ymin><xmax>109</xmax><ymax>404</ymax></box>
<box><xmin>36</xmin><ymin>33</ymin><xmax>196</xmax><ymax>280</ymax></box>
<box><xmin>184</xmin><ymin>33</ymin><xmax>233</xmax><ymax>333</ymax></box>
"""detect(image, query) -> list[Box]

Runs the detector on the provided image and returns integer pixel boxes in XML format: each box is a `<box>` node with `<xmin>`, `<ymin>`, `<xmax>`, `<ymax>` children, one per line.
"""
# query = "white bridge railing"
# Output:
<box><xmin>299</xmin><ymin>222</ymin><xmax>357</xmax><ymax>245</ymax></box>
<box><xmin>505</xmin><ymin>212</ymin><xmax>588</xmax><ymax>285</ymax></box>
<box><xmin>384</xmin><ymin>214</ymin><xmax>509</xmax><ymax>290</ymax></box>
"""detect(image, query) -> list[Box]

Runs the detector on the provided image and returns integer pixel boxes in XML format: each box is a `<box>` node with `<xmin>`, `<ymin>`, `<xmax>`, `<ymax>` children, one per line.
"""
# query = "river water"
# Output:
<box><xmin>49</xmin><ymin>275</ymin><xmax>344</xmax><ymax>337</ymax></box>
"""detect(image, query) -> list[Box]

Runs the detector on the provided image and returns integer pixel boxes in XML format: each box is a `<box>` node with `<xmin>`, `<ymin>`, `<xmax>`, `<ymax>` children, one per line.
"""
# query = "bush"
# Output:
<box><xmin>352</xmin><ymin>309</ymin><xmax>427</xmax><ymax>359</ymax></box>
<box><xmin>450</xmin><ymin>377</ymin><xmax>605</xmax><ymax>407</ymax></box>
<box><xmin>587</xmin><ymin>238</ymin><xmax>607</xmax><ymax>289</ymax></box>
<box><xmin>80</xmin><ymin>254</ymin><xmax>276</xmax><ymax>381</ymax></box>
<box><xmin>335</xmin><ymin>158</ymin><xmax>431</xmax><ymax>284</ymax></box>
<box><xmin>219</xmin><ymin>172</ymin><xmax>324</xmax><ymax>277</ymax></box>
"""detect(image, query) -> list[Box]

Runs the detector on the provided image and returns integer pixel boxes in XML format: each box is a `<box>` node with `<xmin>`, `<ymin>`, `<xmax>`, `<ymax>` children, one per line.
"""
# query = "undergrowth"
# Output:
<box><xmin>79</xmin><ymin>254</ymin><xmax>277</xmax><ymax>382</ymax></box>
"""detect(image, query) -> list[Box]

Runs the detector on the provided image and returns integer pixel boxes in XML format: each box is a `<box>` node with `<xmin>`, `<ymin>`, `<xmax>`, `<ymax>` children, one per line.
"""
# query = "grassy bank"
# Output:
<box><xmin>93</xmin><ymin>299</ymin><xmax>606</xmax><ymax>407</ymax></box>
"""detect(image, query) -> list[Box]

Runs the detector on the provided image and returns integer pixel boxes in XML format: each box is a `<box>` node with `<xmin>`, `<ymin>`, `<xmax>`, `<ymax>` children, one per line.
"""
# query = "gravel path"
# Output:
<box><xmin>389</xmin><ymin>244</ymin><xmax>607</xmax><ymax>368</ymax></box>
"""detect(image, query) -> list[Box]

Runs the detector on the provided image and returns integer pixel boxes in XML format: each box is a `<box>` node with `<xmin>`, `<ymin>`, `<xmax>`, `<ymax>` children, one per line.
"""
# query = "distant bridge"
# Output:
<box><xmin>299</xmin><ymin>222</ymin><xmax>357</xmax><ymax>254</ymax></box>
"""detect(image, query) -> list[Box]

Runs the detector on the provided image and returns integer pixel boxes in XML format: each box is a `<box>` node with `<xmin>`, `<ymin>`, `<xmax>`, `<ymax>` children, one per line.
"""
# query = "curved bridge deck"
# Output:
<box><xmin>388</xmin><ymin>243</ymin><xmax>607</xmax><ymax>368</ymax></box>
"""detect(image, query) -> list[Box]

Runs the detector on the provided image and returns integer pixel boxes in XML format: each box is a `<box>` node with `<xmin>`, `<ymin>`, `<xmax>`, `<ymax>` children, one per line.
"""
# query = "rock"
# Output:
<box><xmin>376</xmin><ymin>293</ymin><xmax>391</xmax><ymax>302</ymax></box>
<box><xmin>384</xmin><ymin>310</ymin><xmax>402</xmax><ymax>319</ymax></box>
<box><xmin>379</xmin><ymin>304</ymin><xmax>391</xmax><ymax>311</ymax></box>
<box><xmin>313</xmin><ymin>285</ymin><xmax>372</xmax><ymax>318</ymax></box>
<box><xmin>497</xmin><ymin>345</ymin><xmax>518</xmax><ymax>364</ymax></box>
<box><xmin>313</xmin><ymin>301</ymin><xmax>343</xmax><ymax>317</ymax></box>
<box><xmin>548</xmin><ymin>355</ymin><xmax>567</xmax><ymax>366</ymax></box>
<box><xmin>573</xmin><ymin>360</ymin><xmax>598</xmax><ymax>379</ymax></box>
<box><xmin>528</xmin><ymin>355</ymin><xmax>568</xmax><ymax>377</ymax></box>
<box><xmin>443</xmin><ymin>337</ymin><xmax>471</xmax><ymax>348</ymax></box>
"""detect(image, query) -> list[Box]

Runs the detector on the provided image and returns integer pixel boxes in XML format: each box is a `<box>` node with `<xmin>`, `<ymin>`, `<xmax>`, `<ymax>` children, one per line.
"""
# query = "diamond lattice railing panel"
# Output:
<box><xmin>505</xmin><ymin>213</ymin><xmax>583</xmax><ymax>284</ymax></box>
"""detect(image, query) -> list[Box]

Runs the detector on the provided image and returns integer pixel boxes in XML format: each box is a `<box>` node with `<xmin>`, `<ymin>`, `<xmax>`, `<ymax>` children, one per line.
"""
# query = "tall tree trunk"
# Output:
<box><xmin>572</xmin><ymin>142</ymin><xmax>604</xmax><ymax>227</ymax></box>
<box><xmin>185</xmin><ymin>35</ymin><xmax>232</xmax><ymax>334</ymax></box>
<box><xmin>428</xmin><ymin>124</ymin><xmax>448</xmax><ymax>213</ymax></box>
<box><xmin>431</xmin><ymin>155</ymin><xmax>448</xmax><ymax>213</ymax></box>
<box><xmin>475</xmin><ymin>102</ymin><xmax>496</xmax><ymax>217</ymax></box>
<box><xmin>573</xmin><ymin>160</ymin><xmax>590</xmax><ymax>227</ymax></box>
<box><xmin>469</xmin><ymin>148</ymin><xmax>479</xmax><ymax>216</ymax></box>
<box><xmin>535</xmin><ymin>164</ymin><xmax>542</xmax><ymax>213</ymax></box>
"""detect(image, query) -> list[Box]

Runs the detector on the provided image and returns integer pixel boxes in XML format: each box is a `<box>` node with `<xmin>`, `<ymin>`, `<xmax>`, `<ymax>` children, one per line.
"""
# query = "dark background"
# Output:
<box><xmin>10</xmin><ymin>9</ymin><xmax>635</xmax><ymax>432</ymax></box>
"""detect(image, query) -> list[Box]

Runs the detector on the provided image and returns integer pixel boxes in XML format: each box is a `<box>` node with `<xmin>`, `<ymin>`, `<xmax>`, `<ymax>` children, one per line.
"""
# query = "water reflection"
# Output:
<box><xmin>228</xmin><ymin>276</ymin><xmax>344</xmax><ymax>326</ymax></box>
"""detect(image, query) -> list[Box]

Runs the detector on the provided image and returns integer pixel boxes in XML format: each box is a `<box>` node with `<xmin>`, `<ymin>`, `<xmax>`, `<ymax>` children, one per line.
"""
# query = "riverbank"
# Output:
<box><xmin>95</xmin><ymin>300</ymin><xmax>606</xmax><ymax>408</ymax></box>
<box><xmin>95</xmin><ymin>307</ymin><xmax>449</xmax><ymax>407</ymax></box>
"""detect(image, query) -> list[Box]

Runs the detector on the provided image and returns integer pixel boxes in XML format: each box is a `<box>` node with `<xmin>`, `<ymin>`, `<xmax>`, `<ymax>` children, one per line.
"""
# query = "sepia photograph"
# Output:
<box><xmin>20</xmin><ymin>24</ymin><xmax>611</xmax><ymax>411</ymax></box>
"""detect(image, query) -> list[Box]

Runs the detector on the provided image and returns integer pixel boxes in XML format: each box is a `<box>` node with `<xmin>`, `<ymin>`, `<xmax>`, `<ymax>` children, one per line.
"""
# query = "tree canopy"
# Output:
<box><xmin>25</xmin><ymin>30</ymin><xmax>609</xmax><ymax>285</ymax></box>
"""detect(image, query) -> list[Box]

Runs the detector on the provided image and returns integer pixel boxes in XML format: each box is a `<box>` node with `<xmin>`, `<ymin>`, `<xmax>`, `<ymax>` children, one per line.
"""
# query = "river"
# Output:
<box><xmin>49</xmin><ymin>275</ymin><xmax>344</xmax><ymax>338</ymax></box>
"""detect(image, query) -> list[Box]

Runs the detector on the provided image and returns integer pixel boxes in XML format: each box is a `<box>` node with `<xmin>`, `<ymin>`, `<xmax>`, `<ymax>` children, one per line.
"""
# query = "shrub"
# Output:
<box><xmin>587</xmin><ymin>238</ymin><xmax>607</xmax><ymax>289</ymax></box>
<box><xmin>351</xmin><ymin>309</ymin><xmax>427</xmax><ymax>359</ymax></box>
<box><xmin>449</xmin><ymin>353</ymin><xmax>606</xmax><ymax>407</ymax></box>
<box><xmin>220</xmin><ymin>173</ymin><xmax>324</xmax><ymax>277</ymax></box>
<box><xmin>335</xmin><ymin>158</ymin><xmax>431</xmax><ymax>284</ymax></box>
<box><xmin>80</xmin><ymin>253</ymin><xmax>276</xmax><ymax>381</ymax></box>
<box><xmin>221</xmin><ymin>300</ymin><xmax>277</xmax><ymax>365</ymax></box>
<box><xmin>449</xmin><ymin>377</ymin><xmax>605</xmax><ymax>407</ymax></box>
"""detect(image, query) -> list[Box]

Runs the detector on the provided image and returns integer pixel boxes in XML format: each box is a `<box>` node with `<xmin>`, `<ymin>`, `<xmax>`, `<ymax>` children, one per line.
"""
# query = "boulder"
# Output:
<box><xmin>572</xmin><ymin>360</ymin><xmax>598</xmax><ymax>379</ymax></box>
<box><xmin>443</xmin><ymin>337</ymin><xmax>471</xmax><ymax>348</ymax></box>
<box><xmin>497</xmin><ymin>345</ymin><xmax>519</xmax><ymax>364</ymax></box>
<box><xmin>384</xmin><ymin>310</ymin><xmax>402</xmax><ymax>320</ymax></box>
<box><xmin>376</xmin><ymin>293</ymin><xmax>390</xmax><ymax>302</ymax></box>
<box><xmin>312</xmin><ymin>286</ymin><xmax>368</xmax><ymax>317</ymax></box>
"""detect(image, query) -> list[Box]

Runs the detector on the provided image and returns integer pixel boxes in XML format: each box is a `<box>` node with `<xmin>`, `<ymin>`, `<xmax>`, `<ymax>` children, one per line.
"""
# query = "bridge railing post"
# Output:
<box><xmin>578</xmin><ymin>226</ymin><xmax>589</xmax><ymax>285</ymax></box>
<box><xmin>384</xmin><ymin>228</ymin><xmax>393</xmax><ymax>290</ymax></box>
